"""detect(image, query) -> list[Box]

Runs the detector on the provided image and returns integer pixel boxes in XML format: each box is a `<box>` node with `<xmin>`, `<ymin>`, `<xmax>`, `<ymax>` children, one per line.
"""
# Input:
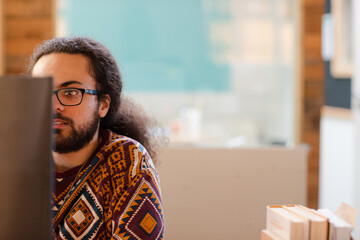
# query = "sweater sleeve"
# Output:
<box><xmin>109</xmin><ymin>140</ymin><xmax>164</xmax><ymax>240</ymax></box>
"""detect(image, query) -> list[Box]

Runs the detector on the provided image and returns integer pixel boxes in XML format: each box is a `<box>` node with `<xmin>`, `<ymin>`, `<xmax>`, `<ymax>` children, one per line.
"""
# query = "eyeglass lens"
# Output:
<box><xmin>58</xmin><ymin>89</ymin><xmax>83</xmax><ymax>106</ymax></box>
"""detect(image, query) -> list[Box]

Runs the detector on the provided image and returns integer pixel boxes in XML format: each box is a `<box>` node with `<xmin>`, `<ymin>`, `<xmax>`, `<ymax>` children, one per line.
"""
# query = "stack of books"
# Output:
<box><xmin>261</xmin><ymin>204</ymin><xmax>354</xmax><ymax>240</ymax></box>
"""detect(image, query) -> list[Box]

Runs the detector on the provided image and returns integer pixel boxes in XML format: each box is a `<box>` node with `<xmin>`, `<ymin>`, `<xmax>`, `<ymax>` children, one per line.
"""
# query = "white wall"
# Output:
<box><xmin>320</xmin><ymin>0</ymin><xmax>360</xmax><ymax>237</ymax></box>
<box><xmin>319</xmin><ymin>110</ymin><xmax>355</xmax><ymax>211</ymax></box>
<box><xmin>352</xmin><ymin>0</ymin><xmax>360</xmax><ymax>237</ymax></box>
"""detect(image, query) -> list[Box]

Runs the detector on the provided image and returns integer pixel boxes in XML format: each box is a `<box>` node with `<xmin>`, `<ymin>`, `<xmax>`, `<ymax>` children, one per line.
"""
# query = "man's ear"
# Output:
<box><xmin>98</xmin><ymin>94</ymin><xmax>111</xmax><ymax>118</ymax></box>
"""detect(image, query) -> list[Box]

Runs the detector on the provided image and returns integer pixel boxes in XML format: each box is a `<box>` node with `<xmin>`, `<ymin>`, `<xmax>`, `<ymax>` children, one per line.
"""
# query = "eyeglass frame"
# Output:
<box><xmin>53</xmin><ymin>87</ymin><xmax>99</xmax><ymax>106</ymax></box>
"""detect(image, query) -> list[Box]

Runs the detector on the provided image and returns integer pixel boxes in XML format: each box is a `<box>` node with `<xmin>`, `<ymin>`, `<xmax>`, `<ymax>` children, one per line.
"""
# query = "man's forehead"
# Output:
<box><xmin>43</xmin><ymin>52</ymin><xmax>89</xmax><ymax>64</ymax></box>
<box><xmin>58</xmin><ymin>80</ymin><xmax>86</xmax><ymax>88</ymax></box>
<box><xmin>33</xmin><ymin>53</ymin><xmax>96</xmax><ymax>88</ymax></box>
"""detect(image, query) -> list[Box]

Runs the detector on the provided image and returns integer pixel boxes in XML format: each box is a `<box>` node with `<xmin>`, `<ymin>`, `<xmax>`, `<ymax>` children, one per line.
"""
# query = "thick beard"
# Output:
<box><xmin>53</xmin><ymin>110</ymin><xmax>100</xmax><ymax>154</ymax></box>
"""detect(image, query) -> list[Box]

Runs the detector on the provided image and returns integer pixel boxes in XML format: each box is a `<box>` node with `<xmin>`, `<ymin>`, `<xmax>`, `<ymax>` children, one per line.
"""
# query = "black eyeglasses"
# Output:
<box><xmin>53</xmin><ymin>88</ymin><xmax>99</xmax><ymax>106</ymax></box>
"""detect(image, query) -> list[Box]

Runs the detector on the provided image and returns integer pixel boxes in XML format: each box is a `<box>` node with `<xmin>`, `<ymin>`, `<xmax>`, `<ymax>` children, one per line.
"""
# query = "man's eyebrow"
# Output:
<box><xmin>59</xmin><ymin>80</ymin><xmax>84</xmax><ymax>88</ymax></box>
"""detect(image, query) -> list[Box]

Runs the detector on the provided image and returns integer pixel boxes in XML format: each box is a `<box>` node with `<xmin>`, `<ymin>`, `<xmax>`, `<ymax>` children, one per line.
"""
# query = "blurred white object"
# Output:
<box><xmin>171</xmin><ymin>106</ymin><xmax>202</xmax><ymax>143</ymax></box>
<box><xmin>321</xmin><ymin>13</ymin><xmax>334</xmax><ymax>61</ymax></box>
<box><xmin>318</xmin><ymin>208</ymin><xmax>353</xmax><ymax>240</ymax></box>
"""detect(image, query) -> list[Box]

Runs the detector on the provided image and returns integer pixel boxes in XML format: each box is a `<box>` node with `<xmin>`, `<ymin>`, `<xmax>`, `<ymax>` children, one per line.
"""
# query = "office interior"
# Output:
<box><xmin>0</xmin><ymin>0</ymin><xmax>358</xmax><ymax>239</ymax></box>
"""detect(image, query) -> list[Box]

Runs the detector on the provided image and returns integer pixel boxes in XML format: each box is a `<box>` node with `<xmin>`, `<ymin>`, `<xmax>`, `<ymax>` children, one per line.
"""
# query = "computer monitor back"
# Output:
<box><xmin>0</xmin><ymin>76</ymin><xmax>52</xmax><ymax>239</ymax></box>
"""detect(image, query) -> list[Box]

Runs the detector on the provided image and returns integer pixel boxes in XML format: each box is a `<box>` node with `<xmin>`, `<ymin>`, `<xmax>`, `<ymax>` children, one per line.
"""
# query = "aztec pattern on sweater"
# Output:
<box><xmin>52</xmin><ymin>130</ymin><xmax>164</xmax><ymax>239</ymax></box>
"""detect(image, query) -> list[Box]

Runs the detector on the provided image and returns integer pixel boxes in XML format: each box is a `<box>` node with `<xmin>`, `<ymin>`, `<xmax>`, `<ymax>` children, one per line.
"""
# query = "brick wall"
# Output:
<box><xmin>4</xmin><ymin>0</ymin><xmax>54</xmax><ymax>74</ymax></box>
<box><xmin>301</xmin><ymin>0</ymin><xmax>325</xmax><ymax>209</ymax></box>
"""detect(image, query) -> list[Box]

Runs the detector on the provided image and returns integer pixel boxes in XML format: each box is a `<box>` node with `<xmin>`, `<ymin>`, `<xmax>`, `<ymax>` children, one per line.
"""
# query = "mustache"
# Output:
<box><xmin>53</xmin><ymin>114</ymin><xmax>73</xmax><ymax>124</ymax></box>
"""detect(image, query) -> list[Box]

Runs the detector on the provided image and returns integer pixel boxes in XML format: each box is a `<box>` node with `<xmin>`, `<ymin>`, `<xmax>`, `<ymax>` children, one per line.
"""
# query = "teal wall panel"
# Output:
<box><xmin>60</xmin><ymin>0</ymin><xmax>230</xmax><ymax>91</ymax></box>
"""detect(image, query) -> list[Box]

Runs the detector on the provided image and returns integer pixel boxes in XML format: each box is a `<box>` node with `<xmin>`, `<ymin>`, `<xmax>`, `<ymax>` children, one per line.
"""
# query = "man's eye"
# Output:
<box><xmin>64</xmin><ymin>90</ymin><xmax>79</xmax><ymax>96</ymax></box>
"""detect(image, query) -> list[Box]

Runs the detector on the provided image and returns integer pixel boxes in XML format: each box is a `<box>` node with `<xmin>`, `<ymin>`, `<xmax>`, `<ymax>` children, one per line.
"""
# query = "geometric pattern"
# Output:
<box><xmin>114</xmin><ymin>179</ymin><xmax>164</xmax><ymax>240</ymax></box>
<box><xmin>66</xmin><ymin>199</ymin><xmax>93</xmax><ymax>236</ymax></box>
<box><xmin>53</xmin><ymin>130</ymin><xmax>164</xmax><ymax>239</ymax></box>
<box><xmin>59</xmin><ymin>183</ymin><xmax>103</xmax><ymax>240</ymax></box>
<box><xmin>139</xmin><ymin>212</ymin><xmax>157</xmax><ymax>235</ymax></box>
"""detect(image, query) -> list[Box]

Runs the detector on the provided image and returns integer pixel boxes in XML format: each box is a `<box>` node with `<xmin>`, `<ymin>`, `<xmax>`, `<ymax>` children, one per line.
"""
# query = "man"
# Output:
<box><xmin>27</xmin><ymin>37</ymin><xmax>164</xmax><ymax>239</ymax></box>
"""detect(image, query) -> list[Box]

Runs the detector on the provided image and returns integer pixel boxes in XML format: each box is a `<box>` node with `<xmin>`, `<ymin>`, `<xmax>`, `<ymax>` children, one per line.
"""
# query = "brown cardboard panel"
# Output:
<box><xmin>304</xmin><ymin>34</ymin><xmax>322</xmax><ymax>55</ymax></box>
<box><xmin>6</xmin><ymin>37</ymin><xmax>43</xmax><ymax>55</ymax></box>
<box><xmin>303</xmin><ymin>63</ymin><xmax>325</xmax><ymax>80</ymax></box>
<box><xmin>5</xmin><ymin>0</ymin><xmax>52</xmax><ymax>17</ymax></box>
<box><xmin>304</xmin><ymin>81</ymin><xmax>324</xmax><ymax>99</ymax></box>
<box><xmin>6</xmin><ymin>17</ymin><xmax>52</xmax><ymax>38</ymax></box>
<box><xmin>5</xmin><ymin>55</ymin><xmax>27</xmax><ymax>74</ymax></box>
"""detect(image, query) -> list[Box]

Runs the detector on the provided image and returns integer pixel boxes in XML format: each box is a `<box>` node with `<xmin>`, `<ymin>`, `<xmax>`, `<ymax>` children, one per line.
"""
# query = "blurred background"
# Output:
<box><xmin>56</xmin><ymin>0</ymin><xmax>298</xmax><ymax>148</ymax></box>
<box><xmin>0</xmin><ymin>0</ymin><xmax>359</xmax><ymax>239</ymax></box>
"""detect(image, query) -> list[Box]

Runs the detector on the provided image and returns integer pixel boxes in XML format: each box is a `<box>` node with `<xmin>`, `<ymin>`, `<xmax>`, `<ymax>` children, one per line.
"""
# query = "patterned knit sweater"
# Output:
<box><xmin>52</xmin><ymin>130</ymin><xmax>164</xmax><ymax>239</ymax></box>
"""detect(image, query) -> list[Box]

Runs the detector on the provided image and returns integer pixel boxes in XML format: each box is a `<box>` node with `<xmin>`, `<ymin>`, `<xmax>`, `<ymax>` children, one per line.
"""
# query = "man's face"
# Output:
<box><xmin>32</xmin><ymin>53</ymin><xmax>108</xmax><ymax>153</ymax></box>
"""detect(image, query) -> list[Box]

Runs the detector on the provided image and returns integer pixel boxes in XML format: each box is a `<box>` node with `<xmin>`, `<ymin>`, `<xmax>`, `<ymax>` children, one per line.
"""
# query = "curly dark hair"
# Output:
<box><xmin>26</xmin><ymin>37</ymin><xmax>164</xmax><ymax>163</ymax></box>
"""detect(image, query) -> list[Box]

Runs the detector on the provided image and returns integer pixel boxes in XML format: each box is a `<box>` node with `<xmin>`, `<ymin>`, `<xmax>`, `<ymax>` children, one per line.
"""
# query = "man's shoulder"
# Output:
<box><xmin>98</xmin><ymin>130</ymin><xmax>154</xmax><ymax>167</ymax></box>
<box><xmin>101</xmin><ymin>130</ymin><xmax>147</xmax><ymax>154</ymax></box>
